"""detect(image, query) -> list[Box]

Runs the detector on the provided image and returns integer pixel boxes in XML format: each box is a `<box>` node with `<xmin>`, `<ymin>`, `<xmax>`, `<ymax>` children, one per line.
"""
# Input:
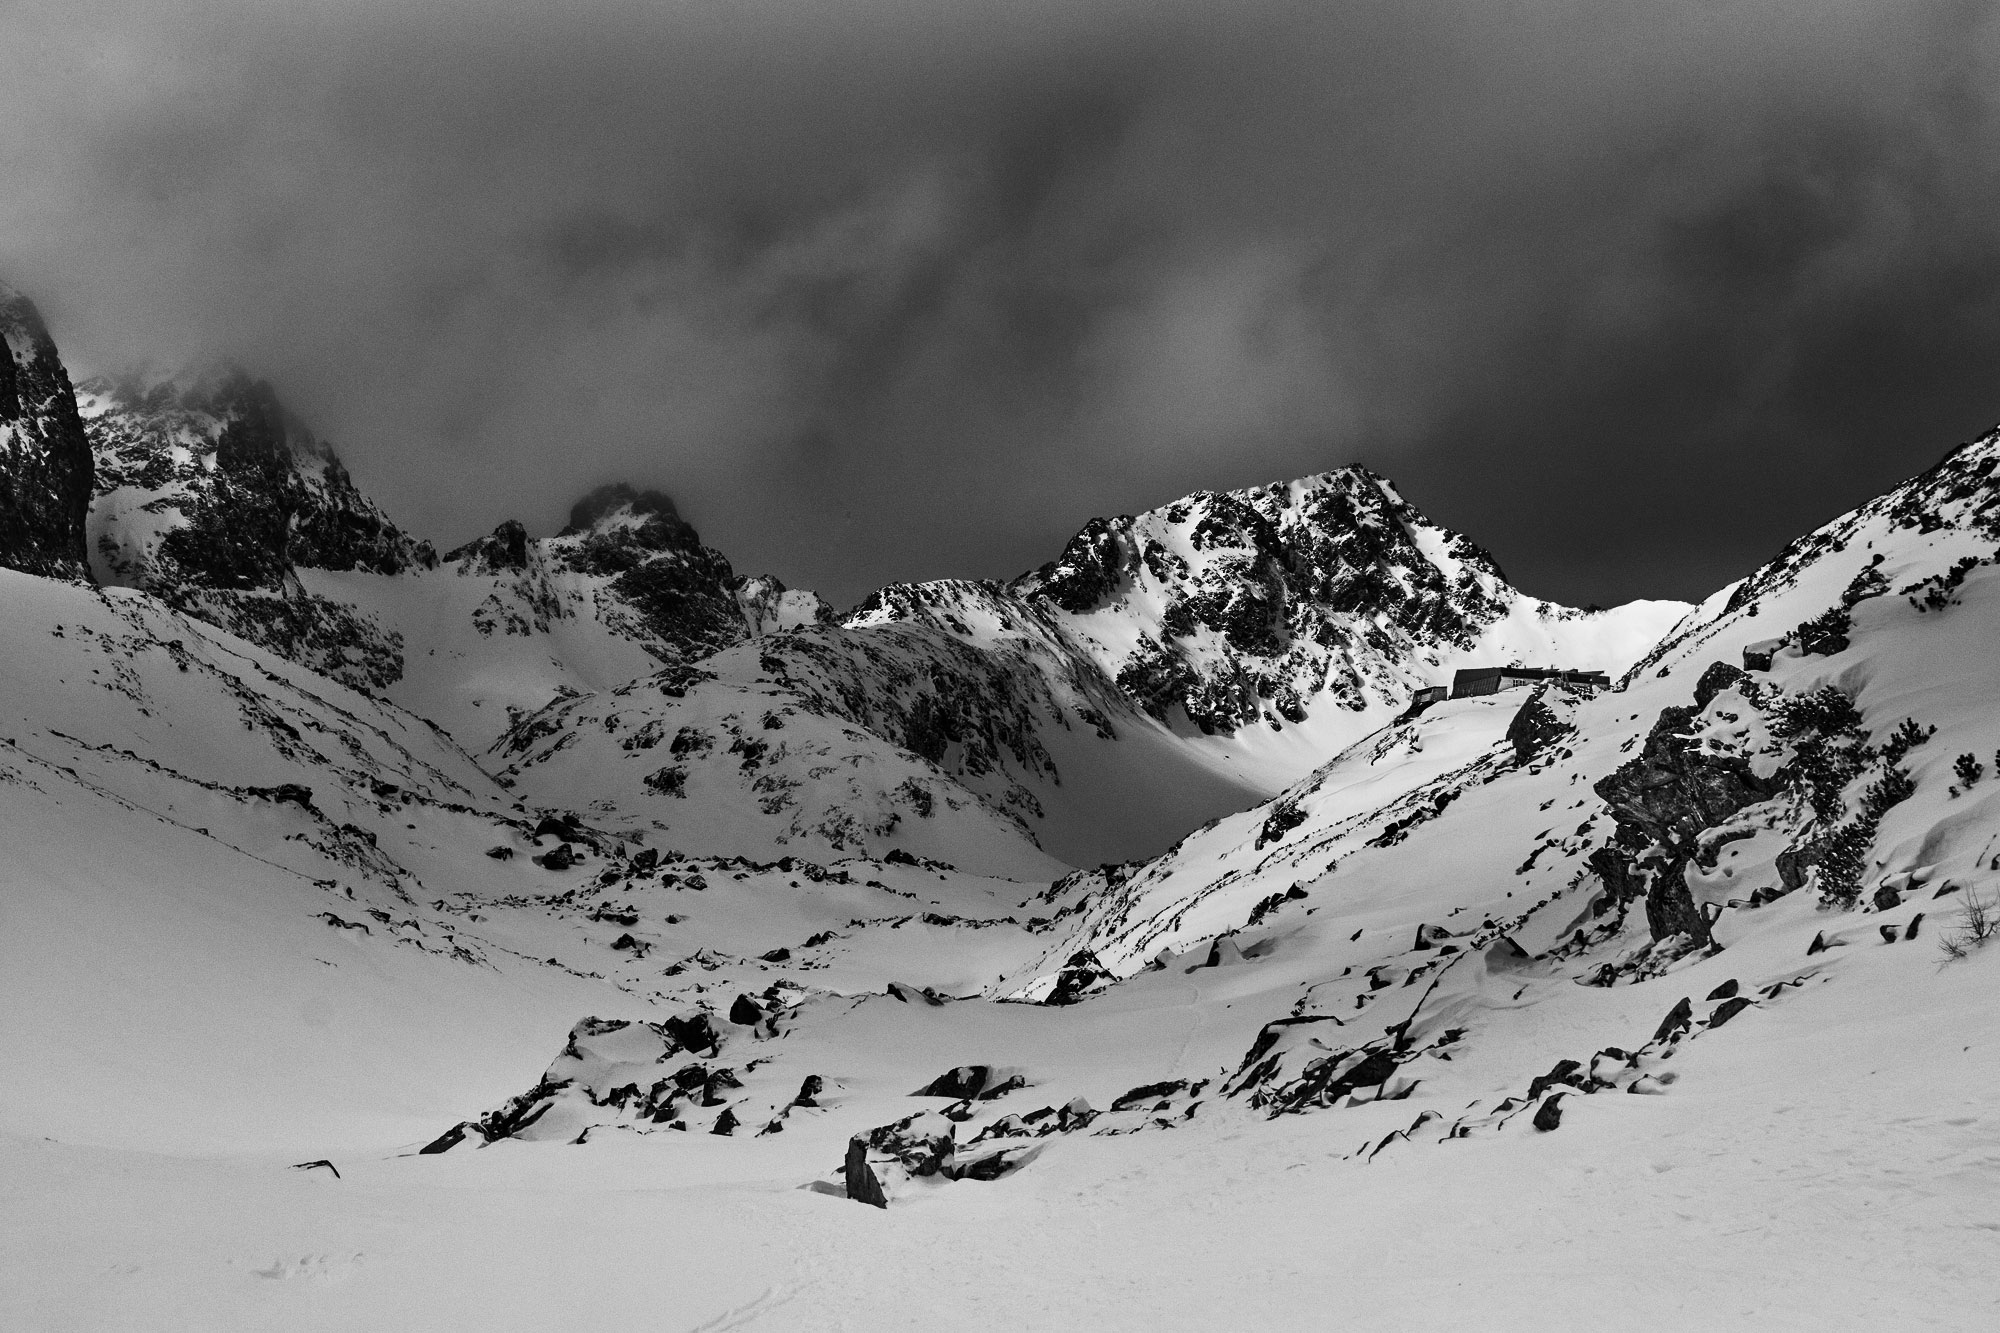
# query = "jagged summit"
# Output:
<box><xmin>0</xmin><ymin>282</ymin><xmax>93</xmax><ymax>583</ymax></box>
<box><xmin>75</xmin><ymin>362</ymin><xmax>433</xmax><ymax>690</ymax></box>
<box><xmin>858</xmin><ymin>467</ymin><xmax>1685</xmax><ymax>756</ymax></box>
<box><xmin>81</xmin><ymin>363</ymin><xmax>434</xmax><ymax>591</ymax></box>
<box><xmin>1016</xmin><ymin>465</ymin><xmax>1512</xmax><ymax>619</ymax></box>
<box><xmin>560</xmin><ymin>482</ymin><xmax>701</xmax><ymax>548</ymax></box>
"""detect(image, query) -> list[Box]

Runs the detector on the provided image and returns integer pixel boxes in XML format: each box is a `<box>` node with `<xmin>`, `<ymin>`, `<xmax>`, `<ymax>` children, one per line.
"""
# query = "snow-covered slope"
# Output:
<box><xmin>489</xmin><ymin>580</ymin><xmax>1270</xmax><ymax>873</ymax></box>
<box><xmin>0</xmin><ymin>567</ymin><xmax>601</xmax><ymax>1150</ymax></box>
<box><xmin>495</xmin><ymin>475</ymin><xmax>1684</xmax><ymax>875</ymax></box>
<box><xmin>1004</xmin><ymin>428</ymin><xmax>2000</xmax><ymax>997</ymax></box>
<box><xmin>316</xmin><ymin>483</ymin><xmax>833</xmax><ymax>749</ymax></box>
<box><xmin>79</xmin><ymin>367</ymin><xmax>832</xmax><ymax>741</ymax></box>
<box><xmin>75</xmin><ymin>349</ymin><xmax>1686</xmax><ymax>874</ymax></box>
<box><xmin>0</xmin><ymin>567</ymin><xmax>1022</xmax><ymax>1152</ymax></box>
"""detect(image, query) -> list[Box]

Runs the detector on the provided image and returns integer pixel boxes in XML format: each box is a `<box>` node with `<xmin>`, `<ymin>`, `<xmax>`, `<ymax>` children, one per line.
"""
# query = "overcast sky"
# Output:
<box><xmin>6</xmin><ymin>0</ymin><xmax>2000</xmax><ymax>609</ymax></box>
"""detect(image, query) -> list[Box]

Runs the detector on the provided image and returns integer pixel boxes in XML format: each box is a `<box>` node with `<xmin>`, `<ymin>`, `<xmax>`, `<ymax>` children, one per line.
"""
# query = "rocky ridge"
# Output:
<box><xmin>1005</xmin><ymin>469</ymin><xmax>1652</xmax><ymax>736</ymax></box>
<box><xmin>489</xmin><ymin>474</ymin><xmax>1683</xmax><ymax>872</ymax></box>
<box><xmin>0</xmin><ymin>282</ymin><xmax>93</xmax><ymax>583</ymax></box>
<box><xmin>75</xmin><ymin>353</ymin><xmax>828</xmax><ymax>706</ymax></box>
<box><xmin>82</xmin><ymin>367</ymin><xmax>433</xmax><ymax>690</ymax></box>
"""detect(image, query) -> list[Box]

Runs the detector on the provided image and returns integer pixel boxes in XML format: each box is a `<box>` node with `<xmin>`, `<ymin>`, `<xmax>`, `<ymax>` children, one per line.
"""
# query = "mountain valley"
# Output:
<box><xmin>6</xmin><ymin>277</ymin><xmax>2000</xmax><ymax>1329</ymax></box>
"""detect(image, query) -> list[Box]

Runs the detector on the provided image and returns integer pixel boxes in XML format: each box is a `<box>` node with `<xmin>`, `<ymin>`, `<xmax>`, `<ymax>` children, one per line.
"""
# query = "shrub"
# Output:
<box><xmin>1256</xmin><ymin>797</ymin><xmax>1307</xmax><ymax>850</ymax></box>
<box><xmin>1773</xmin><ymin>686</ymin><xmax>1865</xmax><ymax>742</ymax></box>
<box><xmin>1808</xmin><ymin>820</ymin><xmax>1874</xmax><ymax>908</ymax></box>
<box><xmin>1955</xmin><ymin>753</ymin><xmax>1986</xmax><ymax>790</ymax></box>
<box><xmin>1880</xmin><ymin>718</ymin><xmax>1936</xmax><ymax>767</ymax></box>
<box><xmin>1940</xmin><ymin>891</ymin><xmax>1999</xmax><ymax>962</ymax></box>
<box><xmin>1793</xmin><ymin>605</ymin><xmax>1852</xmax><ymax>657</ymax></box>
<box><xmin>1860</xmin><ymin>766</ymin><xmax>1916</xmax><ymax>821</ymax></box>
<box><xmin>1775</xmin><ymin>687</ymin><xmax>1871</xmax><ymax>821</ymax></box>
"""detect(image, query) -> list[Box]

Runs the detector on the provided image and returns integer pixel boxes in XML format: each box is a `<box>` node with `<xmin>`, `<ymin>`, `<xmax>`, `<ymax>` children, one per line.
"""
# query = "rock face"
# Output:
<box><xmin>445</xmin><ymin>519</ymin><xmax>530</xmax><ymax>572</ymax></box>
<box><xmin>549</xmin><ymin>484</ymin><xmax>742</xmax><ymax>663</ymax></box>
<box><xmin>0</xmin><ymin>282</ymin><xmax>93</xmax><ymax>582</ymax></box>
<box><xmin>1007</xmin><ymin>469</ymin><xmax>1592</xmax><ymax>735</ymax></box>
<box><xmin>79</xmin><ymin>364</ymin><xmax>826</xmax><ymax>701</ymax></box>
<box><xmin>1594</xmin><ymin>703</ymin><xmax>1780</xmax><ymax>943</ymax></box>
<box><xmin>81</xmin><ymin>366</ymin><xmax>431</xmax><ymax>690</ymax></box>
<box><xmin>1506</xmin><ymin>681</ymin><xmax>1590</xmax><ymax>765</ymax></box>
<box><xmin>86</xmin><ymin>367</ymin><xmax>431</xmax><ymax>588</ymax></box>
<box><xmin>486</xmin><ymin>482</ymin><xmax>834</xmax><ymax>671</ymax></box>
<box><xmin>844</xmin><ymin>1137</ymin><xmax>888</xmax><ymax>1208</ymax></box>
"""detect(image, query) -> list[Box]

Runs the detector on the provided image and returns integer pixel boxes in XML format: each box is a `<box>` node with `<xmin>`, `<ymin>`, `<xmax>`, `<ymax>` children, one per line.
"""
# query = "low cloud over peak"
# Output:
<box><xmin>6</xmin><ymin>0</ymin><xmax>1999</xmax><ymax>608</ymax></box>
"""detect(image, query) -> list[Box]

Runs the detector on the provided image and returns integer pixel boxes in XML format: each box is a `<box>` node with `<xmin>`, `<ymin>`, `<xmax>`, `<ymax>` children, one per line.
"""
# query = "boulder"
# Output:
<box><xmin>1056</xmin><ymin>1097</ymin><xmax>1097</xmax><ymax>1131</ymax></box>
<box><xmin>1691</xmin><ymin>661</ymin><xmax>1747</xmax><ymax>709</ymax></box>
<box><xmin>912</xmin><ymin>1066</ymin><xmax>1024</xmax><ymax>1100</ymax></box>
<box><xmin>1527</xmin><ymin>1059</ymin><xmax>1583</xmax><ymax>1101</ymax></box>
<box><xmin>1506</xmin><ymin>683</ymin><xmax>1578</xmax><ymax>764</ymax></box>
<box><xmin>1199</xmin><ymin>936</ymin><xmax>1245</xmax><ymax>968</ymax></box>
<box><xmin>1111</xmin><ymin>1079</ymin><xmax>1190</xmax><ymax>1112</ymax></box>
<box><xmin>1595</xmin><ymin>702</ymin><xmax>1781</xmax><ymax>944</ymax></box>
<box><xmin>1653</xmin><ymin>997</ymin><xmax>1693</xmax><ymax>1043</ymax></box>
<box><xmin>1532</xmin><ymin>1093</ymin><xmax>1565</xmax><ymax>1132</ymax></box>
<box><xmin>1707</xmin><ymin>996</ymin><xmax>1754</xmax><ymax>1027</ymax></box>
<box><xmin>662</xmin><ymin>1011</ymin><xmax>720</xmax><ymax>1055</ymax></box>
<box><xmin>419</xmin><ymin>1121</ymin><xmax>481</xmax><ymax>1155</ymax></box>
<box><xmin>844</xmin><ymin>1137</ymin><xmax>888</xmax><ymax>1208</ymax></box>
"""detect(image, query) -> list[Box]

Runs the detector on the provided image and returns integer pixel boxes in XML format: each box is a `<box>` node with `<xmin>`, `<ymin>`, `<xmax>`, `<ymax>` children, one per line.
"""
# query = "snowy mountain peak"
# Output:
<box><xmin>559</xmin><ymin>482</ymin><xmax>703</xmax><ymax>551</ymax></box>
<box><xmin>81</xmin><ymin>363</ymin><xmax>433</xmax><ymax>589</ymax></box>
<box><xmin>993</xmin><ymin>467</ymin><xmax>1679</xmax><ymax>741</ymax></box>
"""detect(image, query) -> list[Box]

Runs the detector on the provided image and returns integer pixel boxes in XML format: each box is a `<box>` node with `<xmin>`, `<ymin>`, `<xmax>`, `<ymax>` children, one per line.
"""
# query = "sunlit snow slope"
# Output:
<box><xmin>8</xmin><ymin>275</ymin><xmax>2000</xmax><ymax>1330</ymax></box>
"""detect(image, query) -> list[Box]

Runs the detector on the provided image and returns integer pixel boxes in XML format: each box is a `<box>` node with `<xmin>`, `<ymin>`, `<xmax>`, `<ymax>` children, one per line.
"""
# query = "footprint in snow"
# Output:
<box><xmin>251</xmin><ymin>1253</ymin><xmax>362</xmax><ymax>1281</ymax></box>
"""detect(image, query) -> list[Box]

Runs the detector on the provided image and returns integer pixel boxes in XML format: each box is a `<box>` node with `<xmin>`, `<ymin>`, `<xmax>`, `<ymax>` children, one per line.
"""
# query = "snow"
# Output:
<box><xmin>9</xmin><ymin>422</ymin><xmax>2000</xmax><ymax>1325</ymax></box>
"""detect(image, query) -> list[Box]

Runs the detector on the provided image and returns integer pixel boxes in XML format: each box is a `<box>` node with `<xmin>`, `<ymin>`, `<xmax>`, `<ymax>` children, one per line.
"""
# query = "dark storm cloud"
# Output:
<box><xmin>4</xmin><ymin>0</ymin><xmax>1999</xmax><ymax>608</ymax></box>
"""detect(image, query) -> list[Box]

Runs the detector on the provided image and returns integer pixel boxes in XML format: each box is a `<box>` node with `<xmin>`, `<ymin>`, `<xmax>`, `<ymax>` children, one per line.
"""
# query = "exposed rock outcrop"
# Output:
<box><xmin>1009</xmin><ymin>470</ymin><xmax>1547</xmax><ymax>735</ymax></box>
<box><xmin>1594</xmin><ymin>702</ymin><xmax>1781</xmax><ymax>943</ymax></box>
<box><xmin>0</xmin><ymin>282</ymin><xmax>93</xmax><ymax>582</ymax></box>
<box><xmin>80</xmin><ymin>366</ymin><xmax>429</xmax><ymax>689</ymax></box>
